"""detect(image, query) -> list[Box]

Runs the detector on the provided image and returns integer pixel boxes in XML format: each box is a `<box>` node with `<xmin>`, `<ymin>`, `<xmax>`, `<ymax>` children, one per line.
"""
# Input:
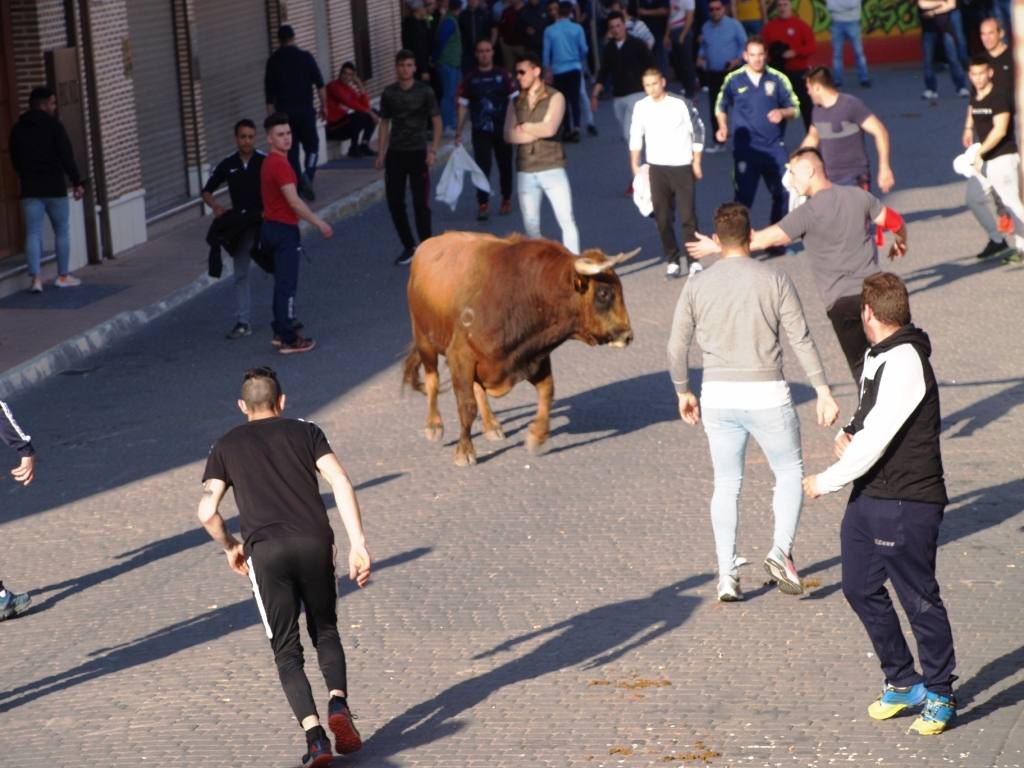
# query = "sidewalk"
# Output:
<box><xmin>0</xmin><ymin>159</ymin><xmax>395</xmax><ymax>399</ymax></box>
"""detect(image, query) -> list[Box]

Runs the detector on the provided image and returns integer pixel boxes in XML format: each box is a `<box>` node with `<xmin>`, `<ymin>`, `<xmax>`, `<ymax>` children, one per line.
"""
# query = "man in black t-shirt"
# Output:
<box><xmin>376</xmin><ymin>49</ymin><xmax>443</xmax><ymax>266</ymax></box>
<box><xmin>979</xmin><ymin>17</ymin><xmax>1012</xmax><ymax>99</ymax></box>
<box><xmin>964</xmin><ymin>56</ymin><xmax>1023</xmax><ymax>264</ymax></box>
<box><xmin>198</xmin><ymin>367</ymin><xmax>371</xmax><ymax>767</ymax></box>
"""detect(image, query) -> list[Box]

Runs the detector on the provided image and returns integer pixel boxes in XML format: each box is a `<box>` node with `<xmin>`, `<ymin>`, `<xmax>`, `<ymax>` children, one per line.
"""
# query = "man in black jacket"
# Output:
<box><xmin>590</xmin><ymin>12</ymin><xmax>654</xmax><ymax>142</ymax></box>
<box><xmin>202</xmin><ymin>119</ymin><xmax>265</xmax><ymax>340</ymax></box>
<box><xmin>9</xmin><ymin>86</ymin><xmax>85</xmax><ymax>293</ymax></box>
<box><xmin>264</xmin><ymin>25</ymin><xmax>326</xmax><ymax>201</ymax></box>
<box><xmin>459</xmin><ymin>0</ymin><xmax>496</xmax><ymax>71</ymax></box>
<box><xmin>1</xmin><ymin>399</ymin><xmax>35</xmax><ymax>621</ymax></box>
<box><xmin>804</xmin><ymin>272</ymin><xmax>958</xmax><ymax>737</ymax></box>
<box><xmin>402</xmin><ymin>0</ymin><xmax>435</xmax><ymax>83</ymax></box>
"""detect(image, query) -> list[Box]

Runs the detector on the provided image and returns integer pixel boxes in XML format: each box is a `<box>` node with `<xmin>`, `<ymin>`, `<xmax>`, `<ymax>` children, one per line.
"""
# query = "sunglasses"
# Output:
<box><xmin>515</xmin><ymin>68</ymin><xmax>532</xmax><ymax>75</ymax></box>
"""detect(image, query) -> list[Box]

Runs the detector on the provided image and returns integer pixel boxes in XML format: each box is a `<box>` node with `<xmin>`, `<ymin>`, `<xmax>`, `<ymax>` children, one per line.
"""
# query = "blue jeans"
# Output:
<box><xmin>261</xmin><ymin>220</ymin><xmax>302</xmax><ymax>345</ymax></box>
<box><xmin>439</xmin><ymin>64</ymin><xmax>460</xmax><ymax>129</ymax></box>
<box><xmin>742</xmin><ymin>19</ymin><xmax>763</xmax><ymax>35</ymax></box>
<box><xmin>517</xmin><ymin>168</ymin><xmax>580</xmax><ymax>253</ymax></box>
<box><xmin>830</xmin><ymin>20</ymin><xmax>870</xmax><ymax>85</ymax></box>
<box><xmin>921</xmin><ymin>22</ymin><xmax>966</xmax><ymax>92</ymax></box>
<box><xmin>228</xmin><ymin>227</ymin><xmax>257</xmax><ymax>325</ymax></box>
<box><xmin>702</xmin><ymin>402</ymin><xmax>804</xmax><ymax>576</ymax></box>
<box><xmin>22</xmin><ymin>196</ymin><xmax>71</xmax><ymax>277</ymax></box>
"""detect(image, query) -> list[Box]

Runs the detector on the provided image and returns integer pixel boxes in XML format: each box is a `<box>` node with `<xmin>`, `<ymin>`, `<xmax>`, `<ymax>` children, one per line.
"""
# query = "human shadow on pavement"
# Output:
<box><xmin>800</xmin><ymin>477</ymin><xmax>1024</xmax><ymax>601</ymax></box>
<box><xmin>955</xmin><ymin>643</ymin><xmax>1024</xmax><ymax>727</ymax></box>
<box><xmin>902</xmin><ymin>254</ymin><xmax>1006</xmax><ymax>296</ymax></box>
<box><xmin>0</xmin><ymin>547</ymin><xmax>431</xmax><ymax>714</ymax></box>
<box><xmin>358</xmin><ymin>574</ymin><xmax>712</xmax><ymax>763</ymax></box>
<box><xmin>941</xmin><ymin>377</ymin><xmax>1024</xmax><ymax>438</ymax></box>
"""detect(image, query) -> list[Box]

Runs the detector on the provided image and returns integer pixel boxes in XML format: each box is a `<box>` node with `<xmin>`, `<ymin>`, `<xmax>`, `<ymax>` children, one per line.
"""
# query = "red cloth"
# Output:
<box><xmin>326</xmin><ymin>80</ymin><xmax>373</xmax><ymax>124</ymax></box>
<box><xmin>761</xmin><ymin>17</ymin><xmax>816</xmax><ymax>72</ymax></box>
<box><xmin>261</xmin><ymin>152</ymin><xmax>299</xmax><ymax>226</ymax></box>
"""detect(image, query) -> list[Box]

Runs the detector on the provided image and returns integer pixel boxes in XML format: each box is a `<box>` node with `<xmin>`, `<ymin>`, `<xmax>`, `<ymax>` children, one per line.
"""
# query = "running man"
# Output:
<box><xmin>804</xmin><ymin>273</ymin><xmax>957</xmax><ymax>736</ymax></box>
<box><xmin>201</xmin><ymin>119</ymin><xmax>265</xmax><ymax>340</ymax></box>
<box><xmin>505</xmin><ymin>50</ymin><xmax>580</xmax><ymax>252</ymax></box>
<box><xmin>669</xmin><ymin>203</ymin><xmax>839</xmax><ymax>601</ymax></box>
<box><xmin>261</xmin><ymin>113</ymin><xmax>334</xmax><ymax>355</ymax></box>
<box><xmin>714</xmin><ymin>36</ymin><xmax>799</xmax><ymax>250</ymax></box>
<box><xmin>1</xmin><ymin>399</ymin><xmax>35</xmax><ymax>621</ymax></box>
<box><xmin>688</xmin><ymin>147</ymin><xmax>908</xmax><ymax>382</ymax></box>
<box><xmin>198</xmin><ymin>367</ymin><xmax>371</xmax><ymax>767</ymax></box>
<box><xmin>629</xmin><ymin>68</ymin><xmax>704</xmax><ymax>278</ymax></box>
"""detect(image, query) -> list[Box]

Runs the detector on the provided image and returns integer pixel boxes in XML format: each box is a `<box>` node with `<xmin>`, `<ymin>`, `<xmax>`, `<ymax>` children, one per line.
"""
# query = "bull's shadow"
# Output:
<box><xmin>486</xmin><ymin>373</ymin><xmax>818</xmax><ymax>458</ymax></box>
<box><xmin>358</xmin><ymin>573</ymin><xmax>712</xmax><ymax>763</ymax></box>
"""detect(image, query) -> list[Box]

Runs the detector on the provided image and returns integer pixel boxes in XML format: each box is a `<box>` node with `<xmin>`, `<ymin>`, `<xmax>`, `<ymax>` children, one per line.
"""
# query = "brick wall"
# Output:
<box><xmin>83</xmin><ymin>0</ymin><xmax>143</xmax><ymax>200</ymax></box>
<box><xmin>364</xmin><ymin>0</ymin><xmax>402</xmax><ymax>97</ymax></box>
<box><xmin>9</xmin><ymin>0</ymin><xmax>67</xmax><ymax>110</ymax></box>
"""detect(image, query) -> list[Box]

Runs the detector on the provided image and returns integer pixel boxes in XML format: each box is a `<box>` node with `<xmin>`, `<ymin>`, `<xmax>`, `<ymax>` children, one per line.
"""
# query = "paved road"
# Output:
<box><xmin>1</xmin><ymin>66</ymin><xmax>1022</xmax><ymax>767</ymax></box>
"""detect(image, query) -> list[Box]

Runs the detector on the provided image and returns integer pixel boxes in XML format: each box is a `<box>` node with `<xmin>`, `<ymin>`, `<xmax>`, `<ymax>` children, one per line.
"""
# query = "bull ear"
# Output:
<box><xmin>573</xmin><ymin>247</ymin><xmax>641</xmax><ymax>275</ymax></box>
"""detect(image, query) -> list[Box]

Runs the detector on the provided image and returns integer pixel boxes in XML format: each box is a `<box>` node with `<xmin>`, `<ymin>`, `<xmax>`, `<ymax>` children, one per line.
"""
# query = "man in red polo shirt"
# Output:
<box><xmin>261</xmin><ymin>112</ymin><xmax>334</xmax><ymax>354</ymax></box>
<box><xmin>762</xmin><ymin>0</ymin><xmax>816</xmax><ymax>130</ymax></box>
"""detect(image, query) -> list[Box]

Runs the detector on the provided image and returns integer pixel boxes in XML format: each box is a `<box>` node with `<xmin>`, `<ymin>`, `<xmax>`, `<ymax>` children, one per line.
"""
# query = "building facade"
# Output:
<box><xmin>0</xmin><ymin>0</ymin><xmax>401</xmax><ymax>269</ymax></box>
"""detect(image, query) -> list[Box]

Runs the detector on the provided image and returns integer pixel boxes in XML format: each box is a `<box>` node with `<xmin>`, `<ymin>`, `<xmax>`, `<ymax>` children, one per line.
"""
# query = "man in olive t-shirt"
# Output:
<box><xmin>376</xmin><ymin>49</ymin><xmax>443</xmax><ymax>266</ymax></box>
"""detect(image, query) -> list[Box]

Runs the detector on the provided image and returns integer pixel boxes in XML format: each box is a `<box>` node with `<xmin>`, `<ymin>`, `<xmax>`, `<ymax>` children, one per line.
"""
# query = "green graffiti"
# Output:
<box><xmin>794</xmin><ymin>0</ymin><xmax>920</xmax><ymax>35</ymax></box>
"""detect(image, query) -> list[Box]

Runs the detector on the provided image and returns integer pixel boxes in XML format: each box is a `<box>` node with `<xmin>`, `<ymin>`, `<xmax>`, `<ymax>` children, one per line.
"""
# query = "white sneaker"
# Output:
<box><xmin>665</xmin><ymin>262</ymin><xmax>682</xmax><ymax>278</ymax></box>
<box><xmin>921</xmin><ymin>89</ymin><xmax>939</xmax><ymax>100</ymax></box>
<box><xmin>718</xmin><ymin>574</ymin><xmax>743</xmax><ymax>602</ymax></box>
<box><xmin>688</xmin><ymin>261</ymin><xmax>703</xmax><ymax>277</ymax></box>
<box><xmin>957</xmin><ymin>87</ymin><xmax>970</xmax><ymax>98</ymax></box>
<box><xmin>764</xmin><ymin>545</ymin><xmax>804</xmax><ymax>595</ymax></box>
<box><xmin>29</xmin><ymin>276</ymin><xmax>43</xmax><ymax>293</ymax></box>
<box><xmin>54</xmin><ymin>274</ymin><xmax>82</xmax><ymax>288</ymax></box>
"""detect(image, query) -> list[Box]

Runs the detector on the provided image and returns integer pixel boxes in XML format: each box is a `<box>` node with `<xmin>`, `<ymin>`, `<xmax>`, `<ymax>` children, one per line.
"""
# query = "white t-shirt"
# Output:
<box><xmin>669</xmin><ymin>0</ymin><xmax>695</xmax><ymax>29</ymax></box>
<box><xmin>629</xmin><ymin>93</ymin><xmax>703</xmax><ymax>166</ymax></box>
<box><xmin>700</xmin><ymin>380</ymin><xmax>793</xmax><ymax>410</ymax></box>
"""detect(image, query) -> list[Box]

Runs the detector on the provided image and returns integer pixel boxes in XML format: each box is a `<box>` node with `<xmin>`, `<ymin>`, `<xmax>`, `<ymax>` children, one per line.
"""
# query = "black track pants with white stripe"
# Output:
<box><xmin>247</xmin><ymin>536</ymin><xmax>347</xmax><ymax>723</ymax></box>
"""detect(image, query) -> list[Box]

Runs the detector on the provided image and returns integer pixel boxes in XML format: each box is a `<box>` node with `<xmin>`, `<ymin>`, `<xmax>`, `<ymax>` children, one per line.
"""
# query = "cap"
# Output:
<box><xmin>277</xmin><ymin>24</ymin><xmax>295</xmax><ymax>42</ymax></box>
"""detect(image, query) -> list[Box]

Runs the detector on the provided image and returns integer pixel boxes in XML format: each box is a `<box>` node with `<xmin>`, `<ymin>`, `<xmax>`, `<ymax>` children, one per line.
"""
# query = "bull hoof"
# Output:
<box><xmin>483</xmin><ymin>425</ymin><xmax>506</xmax><ymax>442</ymax></box>
<box><xmin>424</xmin><ymin>424</ymin><xmax>444</xmax><ymax>442</ymax></box>
<box><xmin>525</xmin><ymin>432</ymin><xmax>548</xmax><ymax>455</ymax></box>
<box><xmin>453</xmin><ymin>448</ymin><xmax>478</xmax><ymax>467</ymax></box>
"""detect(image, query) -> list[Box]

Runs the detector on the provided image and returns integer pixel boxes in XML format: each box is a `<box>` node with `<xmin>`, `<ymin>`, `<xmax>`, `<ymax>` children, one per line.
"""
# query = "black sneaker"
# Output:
<box><xmin>279</xmin><ymin>335</ymin><xmax>317</xmax><ymax>355</ymax></box>
<box><xmin>301</xmin><ymin>729</ymin><xmax>333</xmax><ymax>768</ymax></box>
<box><xmin>395</xmin><ymin>247</ymin><xmax>415</xmax><ymax>266</ymax></box>
<box><xmin>225</xmin><ymin>322</ymin><xmax>252</xmax><ymax>340</ymax></box>
<box><xmin>586</xmin><ymin>124</ymin><xmax>598</xmax><ymax>137</ymax></box>
<box><xmin>298</xmin><ymin>175</ymin><xmax>316</xmax><ymax>202</ymax></box>
<box><xmin>359</xmin><ymin>143</ymin><xmax>377</xmax><ymax>157</ymax></box>
<box><xmin>347</xmin><ymin>145</ymin><xmax>362</xmax><ymax>158</ymax></box>
<box><xmin>328</xmin><ymin>696</ymin><xmax>363</xmax><ymax>754</ymax></box>
<box><xmin>976</xmin><ymin>239</ymin><xmax>1010</xmax><ymax>259</ymax></box>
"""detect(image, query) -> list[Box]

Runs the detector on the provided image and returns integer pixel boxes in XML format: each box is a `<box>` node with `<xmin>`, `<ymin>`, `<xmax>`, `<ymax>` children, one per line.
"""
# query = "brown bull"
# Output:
<box><xmin>403</xmin><ymin>231</ymin><xmax>636</xmax><ymax>466</ymax></box>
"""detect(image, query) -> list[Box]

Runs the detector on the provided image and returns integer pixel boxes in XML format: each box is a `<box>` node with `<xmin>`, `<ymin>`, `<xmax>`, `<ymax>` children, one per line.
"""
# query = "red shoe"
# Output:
<box><xmin>500</xmin><ymin>198</ymin><xmax>512</xmax><ymax>215</ymax></box>
<box><xmin>328</xmin><ymin>697</ymin><xmax>363</xmax><ymax>754</ymax></box>
<box><xmin>278</xmin><ymin>335</ymin><xmax>317</xmax><ymax>355</ymax></box>
<box><xmin>998</xmin><ymin>213</ymin><xmax>1013</xmax><ymax>234</ymax></box>
<box><xmin>477</xmin><ymin>202</ymin><xmax>490</xmax><ymax>221</ymax></box>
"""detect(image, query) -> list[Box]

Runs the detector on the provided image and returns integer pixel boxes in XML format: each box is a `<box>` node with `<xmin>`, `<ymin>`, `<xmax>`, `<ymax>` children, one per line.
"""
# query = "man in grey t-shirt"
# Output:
<box><xmin>689</xmin><ymin>147</ymin><xmax>907</xmax><ymax>381</ymax></box>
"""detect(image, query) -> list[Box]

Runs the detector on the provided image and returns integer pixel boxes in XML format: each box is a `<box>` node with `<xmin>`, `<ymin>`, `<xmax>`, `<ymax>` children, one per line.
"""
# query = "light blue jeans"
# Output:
<box><xmin>22</xmin><ymin>196</ymin><xmax>70</xmax><ymax>277</ymax></box>
<box><xmin>830</xmin><ymin>20</ymin><xmax>870</xmax><ymax>86</ymax></box>
<box><xmin>702</xmin><ymin>402</ymin><xmax>804</xmax><ymax>577</ymax></box>
<box><xmin>517</xmin><ymin>168</ymin><xmax>580</xmax><ymax>253</ymax></box>
<box><xmin>228</xmin><ymin>227</ymin><xmax>257</xmax><ymax>325</ymax></box>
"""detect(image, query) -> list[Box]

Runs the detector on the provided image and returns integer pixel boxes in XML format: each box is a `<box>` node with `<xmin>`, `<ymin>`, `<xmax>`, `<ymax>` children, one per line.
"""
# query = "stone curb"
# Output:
<box><xmin>0</xmin><ymin>145</ymin><xmax>453</xmax><ymax>400</ymax></box>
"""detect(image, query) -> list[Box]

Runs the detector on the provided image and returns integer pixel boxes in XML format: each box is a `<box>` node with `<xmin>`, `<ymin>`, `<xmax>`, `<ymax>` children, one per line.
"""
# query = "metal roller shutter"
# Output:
<box><xmin>194</xmin><ymin>3</ymin><xmax>270</xmax><ymax>166</ymax></box>
<box><xmin>126</xmin><ymin>0</ymin><xmax>189</xmax><ymax>219</ymax></box>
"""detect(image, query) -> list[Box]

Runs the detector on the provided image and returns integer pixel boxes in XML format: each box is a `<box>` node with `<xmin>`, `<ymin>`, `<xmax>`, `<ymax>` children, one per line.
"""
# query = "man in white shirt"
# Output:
<box><xmin>630</xmin><ymin>68</ymin><xmax>704</xmax><ymax>277</ymax></box>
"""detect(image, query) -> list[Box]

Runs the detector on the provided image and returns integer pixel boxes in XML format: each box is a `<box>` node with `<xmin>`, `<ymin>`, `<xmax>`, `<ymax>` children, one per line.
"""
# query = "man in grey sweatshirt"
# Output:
<box><xmin>668</xmin><ymin>202</ymin><xmax>839</xmax><ymax>602</ymax></box>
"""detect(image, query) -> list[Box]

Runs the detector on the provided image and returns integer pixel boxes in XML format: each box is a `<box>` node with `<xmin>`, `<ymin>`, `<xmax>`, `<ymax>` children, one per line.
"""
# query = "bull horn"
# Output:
<box><xmin>573</xmin><ymin>247</ymin><xmax>641</xmax><ymax>275</ymax></box>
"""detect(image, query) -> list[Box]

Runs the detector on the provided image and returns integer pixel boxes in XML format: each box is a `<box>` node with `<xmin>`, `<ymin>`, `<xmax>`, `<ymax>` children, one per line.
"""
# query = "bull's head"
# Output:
<box><xmin>572</xmin><ymin>248</ymin><xmax>638</xmax><ymax>348</ymax></box>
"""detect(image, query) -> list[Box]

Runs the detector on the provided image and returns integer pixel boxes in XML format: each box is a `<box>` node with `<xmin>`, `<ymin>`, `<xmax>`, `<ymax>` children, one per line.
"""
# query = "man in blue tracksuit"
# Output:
<box><xmin>714</xmin><ymin>36</ymin><xmax>798</xmax><ymax>253</ymax></box>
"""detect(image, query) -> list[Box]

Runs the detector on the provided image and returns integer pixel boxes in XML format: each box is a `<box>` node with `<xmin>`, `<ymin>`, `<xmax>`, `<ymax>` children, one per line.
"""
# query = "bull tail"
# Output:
<box><xmin>402</xmin><ymin>345</ymin><xmax>426</xmax><ymax>394</ymax></box>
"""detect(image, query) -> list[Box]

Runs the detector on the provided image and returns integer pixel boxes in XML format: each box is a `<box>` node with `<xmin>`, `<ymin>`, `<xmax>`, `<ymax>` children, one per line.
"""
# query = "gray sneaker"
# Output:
<box><xmin>225</xmin><ymin>322</ymin><xmax>252</xmax><ymax>340</ymax></box>
<box><xmin>718</xmin><ymin>574</ymin><xmax>743</xmax><ymax>602</ymax></box>
<box><xmin>0</xmin><ymin>588</ymin><xmax>32</xmax><ymax>620</ymax></box>
<box><xmin>764</xmin><ymin>546</ymin><xmax>804</xmax><ymax>595</ymax></box>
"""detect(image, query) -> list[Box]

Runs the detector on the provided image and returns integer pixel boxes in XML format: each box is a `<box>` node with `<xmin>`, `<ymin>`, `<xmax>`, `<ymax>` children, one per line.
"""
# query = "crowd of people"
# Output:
<box><xmin>4</xmin><ymin>5</ymin><xmax>1022</xmax><ymax>766</ymax></box>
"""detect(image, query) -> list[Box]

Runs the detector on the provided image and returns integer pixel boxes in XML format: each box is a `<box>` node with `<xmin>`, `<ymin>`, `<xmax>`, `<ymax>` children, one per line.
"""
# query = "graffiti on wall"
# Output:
<box><xmin>794</xmin><ymin>0</ymin><xmax>921</xmax><ymax>36</ymax></box>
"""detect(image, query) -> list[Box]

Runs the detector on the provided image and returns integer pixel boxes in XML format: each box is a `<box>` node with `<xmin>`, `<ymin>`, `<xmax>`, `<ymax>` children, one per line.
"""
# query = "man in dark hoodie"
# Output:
<box><xmin>9</xmin><ymin>86</ymin><xmax>85</xmax><ymax>293</ymax></box>
<box><xmin>264</xmin><ymin>25</ymin><xmax>326</xmax><ymax>201</ymax></box>
<box><xmin>1</xmin><ymin>398</ymin><xmax>36</xmax><ymax>620</ymax></box>
<box><xmin>804</xmin><ymin>272</ymin><xmax>957</xmax><ymax>738</ymax></box>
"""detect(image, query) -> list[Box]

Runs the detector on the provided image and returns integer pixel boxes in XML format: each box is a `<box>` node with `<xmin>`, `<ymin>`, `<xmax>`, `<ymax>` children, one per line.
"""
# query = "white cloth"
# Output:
<box><xmin>435</xmin><ymin>145</ymin><xmax>492</xmax><ymax>210</ymax></box>
<box><xmin>952</xmin><ymin>143</ymin><xmax>982</xmax><ymax>179</ymax></box>
<box><xmin>629</xmin><ymin>93</ymin><xmax>702</xmax><ymax>166</ymax></box>
<box><xmin>700</xmin><ymin>380</ymin><xmax>793</xmax><ymax>410</ymax></box>
<box><xmin>632</xmin><ymin>164</ymin><xmax>654</xmax><ymax>216</ymax></box>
